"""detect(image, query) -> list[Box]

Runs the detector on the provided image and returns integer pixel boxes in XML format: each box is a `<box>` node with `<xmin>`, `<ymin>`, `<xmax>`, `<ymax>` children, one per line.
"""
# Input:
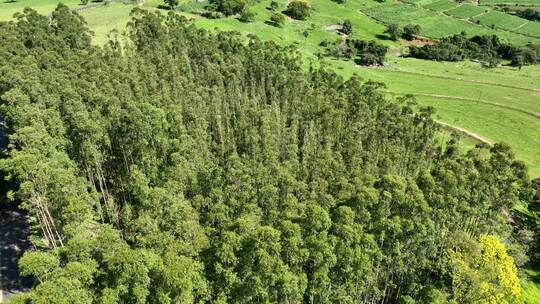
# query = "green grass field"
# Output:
<box><xmin>424</xmin><ymin>0</ymin><xmax>459</xmax><ymax>12</ymax></box>
<box><xmin>326</xmin><ymin>58</ymin><xmax>540</xmax><ymax>177</ymax></box>
<box><xmin>480</xmin><ymin>0</ymin><xmax>540</xmax><ymax>5</ymax></box>
<box><xmin>0</xmin><ymin>0</ymin><xmax>80</xmax><ymax>19</ymax></box>
<box><xmin>446</xmin><ymin>3</ymin><xmax>488</xmax><ymax>19</ymax></box>
<box><xmin>473</xmin><ymin>10</ymin><xmax>531</xmax><ymax>32</ymax></box>
<box><xmin>517</xmin><ymin>21</ymin><xmax>540</xmax><ymax>37</ymax></box>
<box><xmin>363</xmin><ymin>1</ymin><xmax>539</xmax><ymax>45</ymax></box>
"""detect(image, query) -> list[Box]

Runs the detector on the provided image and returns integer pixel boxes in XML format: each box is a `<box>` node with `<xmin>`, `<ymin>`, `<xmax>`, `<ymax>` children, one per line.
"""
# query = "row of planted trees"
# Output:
<box><xmin>0</xmin><ymin>5</ymin><xmax>536</xmax><ymax>304</ymax></box>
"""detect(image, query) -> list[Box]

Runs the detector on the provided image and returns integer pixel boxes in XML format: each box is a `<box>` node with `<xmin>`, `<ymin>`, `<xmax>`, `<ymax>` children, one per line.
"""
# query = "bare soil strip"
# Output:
<box><xmin>435</xmin><ymin>120</ymin><xmax>495</xmax><ymax>145</ymax></box>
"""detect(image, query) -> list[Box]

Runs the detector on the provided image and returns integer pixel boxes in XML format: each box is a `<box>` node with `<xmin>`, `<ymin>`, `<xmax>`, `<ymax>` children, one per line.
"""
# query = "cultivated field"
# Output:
<box><xmin>424</xmin><ymin>0</ymin><xmax>459</xmax><ymax>12</ymax></box>
<box><xmin>0</xmin><ymin>0</ymin><xmax>80</xmax><ymax>19</ymax></box>
<box><xmin>446</xmin><ymin>4</ymin><xmax>488</xmax><ymax>19</ymax></box>
<box><xmin>480</xmin><ymin>0</ymin><xmax>540</xmax><ymax>5</ymax></box>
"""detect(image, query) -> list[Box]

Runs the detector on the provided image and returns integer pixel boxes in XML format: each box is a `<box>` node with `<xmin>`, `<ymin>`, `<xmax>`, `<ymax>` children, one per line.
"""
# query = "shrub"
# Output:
<box><xmin>164</xmin><ymin>0</ymin><xmax>179</xmax><ymax>10</ymax></box>
<box><xmin>326</xmin><ymin>39</ymin><xmax>387</xmax><ymax>65</ymax></box>
<box><xmin>269</xmin><ymin>1</ymin><xmax>279</xmax><ymax>11</ymax></box>
<box><xmin>341</xmin><ymin>19</ymin><xmax>353</xmax><ymax>35</ymax></box>
<box><xmin>384</xmin><ymin>23</ymin><xmax>402</xmax><ymax>41</ymax></box>
<box><xmin>403</xmin><ymin>24</ymin><xmax>421</xmax><ymax>41</ymax></box>
<box><xmin>285</xmin><ymin>1</ymin><xmax>311</xmax><ymax>20</ymax></box>
<box><xmin>239</xmin><ymin>9</ymin><xmax>255</xmax><ymax>22</ymax></box>
<box><xmin>210</xmin><ymin>0</ymin><xmax>248</xmax><ymax>16</ymax></box>
<box><xmin>270</xmin><ymin>12</ymin><xmax>286</xmax><ymax>27</ymax></box>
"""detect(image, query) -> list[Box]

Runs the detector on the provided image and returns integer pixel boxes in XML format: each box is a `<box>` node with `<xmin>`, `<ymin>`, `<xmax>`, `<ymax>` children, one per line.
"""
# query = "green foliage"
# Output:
<box><xmin>270</xmin><ymin>12</ymin><xmax>285</xmax><ymax>27</ymax></box>
<box><xmin>163</xmin><ymin>0</ymin><xmax>178</xmax><ymax>10</ymax></box>
<box><xmin>209</xmin><ymin>0</ymin><xmax>248</xmax><ymax>16</ymax></box>
<box><xmin>326</xmin><ymin>38</ymin><xmax>388</xmax><ymax>65</ymax></box>
<box><xmin>238</xmin><ymin>9</ymin><xmax>254</xmax><ymax>23</ymax></box>
<box><xmin>269</xmin><ymin>0</ymin><xmax>279</xmax><ymax>11</ymax></box>
<box><xmin>450</xmin><ymin>235</ymin><xmax>521</xmax><ymax>304</ymax></box>
<box><xmin>384</xmin><ymin>23</ymin><xmax>402</xmax><ymax>41</ymax></box>
<box><xmin>0</xmin><ymin>5</ymin><xmax>535</xmax><ymax>304</ymax></box>
<box><xmin>403</xmin><ymin>24</ymin><xmax>421</xmax><ymax>41</ymax></box>
<box><xmin>516</xmin><ymin>8</ymin><xmax>540</xmax><ymax>22</ymax></box>
<box><xmin>341</xmin><ymin>19</ymin><xmax>352</xmax><ymax>35</ymax></box>
<box><xmin>409</xmin><ymin>33</ymin><xmax>540</xmax><ymax>67</ymax></box>
<box><xmin>285</xmin><ymin>1</ymin><xmax>311</xmax><ymax>20</ymax></box>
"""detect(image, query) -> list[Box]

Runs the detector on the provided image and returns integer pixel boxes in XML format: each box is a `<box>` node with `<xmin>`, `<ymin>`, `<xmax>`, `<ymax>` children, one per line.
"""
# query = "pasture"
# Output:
<box><xmin>473</xmin><ymin>10</ymin><xmax>531</xmax><ymax>32</ymax></box>
<box><xmin>363</xmin><ymin>1</ymin><xmax>538</xmax><ymax>45</ymax></box>
<box><xmin>423</xmin><ymin>0</ymin><xmax>459</xmax><ymax>12</ymax></box>
<box><xmin>480</xmin><ymin>0</ymin><xmax>540</xmax><ymax>5</ymax></box>
<box><xmin>0</xmin><ymin>0</ymin><xmax>79</xmax><ymax>19</ymax></box>
<box><xmin>327</xmin><ymin>57</ymin><xmax>540</xmax><ymax>177</ymax></box>
<box><xmin>446</xmin><ymin>3</ymin><xmax>488</xmax><ymax>19</ymax></box>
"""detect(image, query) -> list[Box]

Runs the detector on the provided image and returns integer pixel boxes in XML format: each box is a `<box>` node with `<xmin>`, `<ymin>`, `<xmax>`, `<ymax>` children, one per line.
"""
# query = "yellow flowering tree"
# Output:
<box><xmin>451</xmin><ymin>235</ymin><xmax>521</xmax><ymax>304</ymax></box>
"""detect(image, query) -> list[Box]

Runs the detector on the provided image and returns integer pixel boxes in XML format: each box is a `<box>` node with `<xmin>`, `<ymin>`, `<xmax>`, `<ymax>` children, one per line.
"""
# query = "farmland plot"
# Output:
<box><xmin>364</xmin><ymin>3</ymin><xmax>537</xmax><ymax>44</ymax></box>
<box><xmin>424</xmin><ymin>0</ymin><xmax>459</xmax><ymax>12</ymax></box>
<box><xmin>473</xmin><ymin>10</ymin><xmax>530</xmax><ymax>31</ymax></box>
<box><xmin>446</xmin><ymin>4</ymin><xmax>489</xmax><ymax>19</ymax></box>
<box><xmin>480</xmin><ymin>0</ymin><xmax>540</xmax><ymax>5</ymax></box>
<box><xmin>515</xmin><ymin>21</ymin><xmax>540</xmax><ymax>37</ymax></box>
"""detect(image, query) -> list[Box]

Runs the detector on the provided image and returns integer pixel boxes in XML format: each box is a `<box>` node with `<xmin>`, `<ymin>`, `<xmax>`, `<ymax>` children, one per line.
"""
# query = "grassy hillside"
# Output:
<box><xmin>0</xmin><ymin>0</ymin><xmax>79</xmax><ymax>19</ymax></box>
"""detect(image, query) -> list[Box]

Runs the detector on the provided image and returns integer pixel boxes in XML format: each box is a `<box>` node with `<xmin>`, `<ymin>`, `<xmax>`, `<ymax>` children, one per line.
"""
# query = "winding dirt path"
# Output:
<box><xmin>435</xmin><ymin>120</ymin><xmax>494</xmax><ymax>145</ymax></box>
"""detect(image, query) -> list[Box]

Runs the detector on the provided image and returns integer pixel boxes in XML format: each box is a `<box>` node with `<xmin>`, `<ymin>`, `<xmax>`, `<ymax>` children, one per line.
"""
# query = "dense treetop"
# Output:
<box><xmin>0</xmin><ymin>5</ymin><xmax>537</xmax><ymax>304</ymax></box>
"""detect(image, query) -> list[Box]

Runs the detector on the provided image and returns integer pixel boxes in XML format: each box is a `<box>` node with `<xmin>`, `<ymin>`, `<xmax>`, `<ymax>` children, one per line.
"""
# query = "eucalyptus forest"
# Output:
<box><xmin>0</xmin><ymin>4</ymin><xmax>539</xmax><ymax>304</ymax></box>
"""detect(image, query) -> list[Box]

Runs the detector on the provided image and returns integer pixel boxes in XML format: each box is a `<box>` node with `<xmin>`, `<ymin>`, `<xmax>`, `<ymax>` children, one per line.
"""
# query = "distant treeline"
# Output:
<box><xmin>409</xmin><ymin>33</ymin><xmax>540</xmax><ymax>67</ymax></box>
<box><xmin>516</xmin><ymin>8</ymin><xmax>540</xmax><ymax>21</ymax></box>
<box><xmin>497</xmin><ymin>6</ymin><xmax>540</xmax><ymax>22</ymax></box>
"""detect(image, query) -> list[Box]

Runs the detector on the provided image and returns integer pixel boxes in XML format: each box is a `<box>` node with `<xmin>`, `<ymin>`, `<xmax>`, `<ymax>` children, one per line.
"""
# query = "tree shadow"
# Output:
<box><xmin>264</xmin><ymin>20</ymin><xmax>281</xmax><ymax>28</ymax></box>
<box><xmin>157</xmin><ymin>4</ymin><xmax>172</xmax><ymax>10</ymax></box>
<box><xmin>376</xmin><ymin>34</ymin><xmax>392</xmax><ymax>41</ymax></box>
<box><xmin>0</xmin><ymin>206</ymin><xmax>33</xmax><ymax>293</ymax></box>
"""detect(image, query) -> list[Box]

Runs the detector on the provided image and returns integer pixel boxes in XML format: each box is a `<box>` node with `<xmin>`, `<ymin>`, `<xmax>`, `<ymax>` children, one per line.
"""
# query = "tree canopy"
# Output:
<box><xmin>0</xmin><ymin>5</ymin><xmax>536</xmax><ymax>304</ymax></box>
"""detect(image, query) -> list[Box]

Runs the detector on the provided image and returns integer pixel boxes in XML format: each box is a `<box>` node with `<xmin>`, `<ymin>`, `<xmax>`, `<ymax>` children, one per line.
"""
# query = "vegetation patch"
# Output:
<box><xmin>423</xmin><ymin>0</ymin><xmax>459</xmax><ymax>12</ymax></box>
<box><xmin>446</xmin><ymin>4</ymin><xmax>489</xmax><ymax>19</ymax></box>
<box><xmin>1</xmin><ymin>8</ymin><xmax>537</xmax><ymax>304</ymax></box>
<box><xmin>473</xmin><ymin>10</ymin><xmax>531</xmax><ymax>32</ymax></box>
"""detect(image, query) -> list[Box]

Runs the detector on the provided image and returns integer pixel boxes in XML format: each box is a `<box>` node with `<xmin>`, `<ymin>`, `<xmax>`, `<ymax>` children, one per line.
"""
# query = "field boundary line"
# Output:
<box><xmin>514</xmin><ymin>21</ymin><xmax>529</xmax><ymax>30</ymax></box>
<box><xmin>435</xmin><ymin>120</ymin><xmax>494</xmax><ymax>145</ymax></box>
<box><xmin>385</xmin><ymin>0</ymin><xmax>540</xmax><ymax>42</ymax></box>
<box><xmin>441</xmin><ymin>3</ymin><xmax>462</xmax><ymax>13</ymax></box>
<box><xmin>410</xmin><ymin>93</ymin><xmax>540</xmax><ymax>119</ymax></box>
<box><xmin>470</xmin><ymin>11</ymin><xmax>488</xmax><ymax>19</ymax></box>
<box><xmin>387</xmin><ymin>68</ymin><xmax>540</xmax><ymax>93</ymax></box>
